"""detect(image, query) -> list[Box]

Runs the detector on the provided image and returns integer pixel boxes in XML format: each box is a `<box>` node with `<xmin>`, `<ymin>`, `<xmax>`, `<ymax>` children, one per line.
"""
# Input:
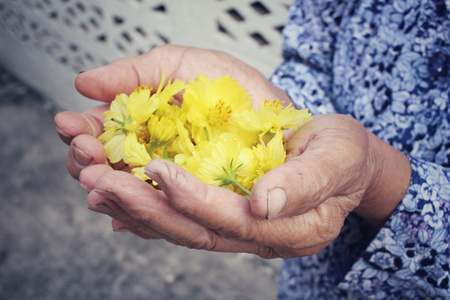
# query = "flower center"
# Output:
<box><xmin>135</xmin><ymin>123</ymin><xmax>149</xmax><ymax>144</ymax></box>
<box><xmin>209</xmin><ymin>100</ymin><xmax>232</xmax><ymax>126</ymax></box>
<box><xmin>264</xmin><ymin>99</ymin><xmax>283</xmax><ymax>114</ymax></box>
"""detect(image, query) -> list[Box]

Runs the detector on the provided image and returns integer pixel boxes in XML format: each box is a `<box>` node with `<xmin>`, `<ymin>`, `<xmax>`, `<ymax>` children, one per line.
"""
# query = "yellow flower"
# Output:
<box><xmin>191</xmin><ymin>133</ymin><xmax>257</xmax><ymax>195</ymax></box>
<box><xmin>98</xmin><ymin>93</ymin><xmax>130</xmax><ymax>163</ymax></box>
<box><xmin>123</xmin><ymin>132</ymin><xmax>151</xmax><ymax>167</ymax></box>
<box><xmin>102</xmin><ymin>93</ymin><xmax>129</xmax><ymax>130</ymax></box>
<box><xmin>231</xmin><ymin>99</ymin><xmax>312</xmax><ymax>142</ymax></box>
<box><xmin>182</xmin><ymin>74</ymin><xmax>253</xmax><ymax>143</ymax></box>
<box><xmin>99</xmin><ymin>71</ymin><xmax>185</xmax><ymax>163</ymax></box>
<box><xmin>153</xmin><ymin>74</ymin><xmax>185</xmax><ymax>115</ymax></box>
<box><xmin>124</xmin><ymin>85</ymin><xmax>158</xmax><ymax>133</ymax></box>
<box><xmin>147</xmin><ymin>114</ymin><xmax>178</xmax><ymax>158</ymax></box>
<box><xmin>131</xmin><ymin>167</ymin><xmax>150</xmax><ymax>181</ymax></box>
<box><xmin>127</xmin><ymin>71</ymin><xmax>185</xmax><ymax>130</ymax></box>
<box><xmin>99</xmin><ymin>71</ymin><xmax>311</xmax><ymax>195</ymax></box>
<box><xmin>172</xmin><ymin>119</ymin><xmax>196</xmax><ymax>166</ymax></box>
<box><xmin>250</xmin><ymin>130</ymin><xmax>286</xmax><ymax>184</ymax></box>
<box><xmin>98</xmin><ymin>86</ymin><xmax>157</xmax><ymax>163</ymax></box>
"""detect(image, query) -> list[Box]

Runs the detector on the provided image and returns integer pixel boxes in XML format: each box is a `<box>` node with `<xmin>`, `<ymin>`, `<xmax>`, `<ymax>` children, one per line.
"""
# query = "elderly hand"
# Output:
<box><xmin>80</xmin><ymin>114</ymin><xmax>411</xmax><ymax>259</ymax></box>
<box><xmin>55</xmin><ymin>45</ymin><xmax>411</xmax><ymax>259</ymax></box>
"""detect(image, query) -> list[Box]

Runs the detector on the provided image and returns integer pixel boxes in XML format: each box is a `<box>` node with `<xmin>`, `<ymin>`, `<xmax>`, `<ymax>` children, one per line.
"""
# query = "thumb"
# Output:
<box><xmin>74</xmin><ymin>45</ymin><xmax>230</xmax><ymax>102</ymax></box>
<box><xmin>249</xmin><ymin>155</ymin><xmax>333</xmax><ymax>219</ymax></box>
<box><xmin>75</xmin><ymin>45</ymin><xmax>190</xmax><ymax>102</ymax></box>
<box><xmin>249</xmin><ymin>115</ymin><xmax>368</xmax><ymax>219</ymax></box>
<box><xmin>75</xmin><ymin>58</ymin><xmax>155</xmax><ymax>102</ymax></box>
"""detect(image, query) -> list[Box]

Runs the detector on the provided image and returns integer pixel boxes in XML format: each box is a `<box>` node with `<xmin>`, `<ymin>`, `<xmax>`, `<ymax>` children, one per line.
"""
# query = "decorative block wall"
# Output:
<box><xmin>0</xmin><ymin>0</ymin><xmax>291</xmax><ymax>111</ymax></box>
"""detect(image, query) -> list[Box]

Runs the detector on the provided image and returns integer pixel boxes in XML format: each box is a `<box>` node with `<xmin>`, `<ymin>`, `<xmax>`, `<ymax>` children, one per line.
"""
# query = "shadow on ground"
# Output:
<box><xmin>0</xmin><ymin>68</ymin><xmax>281</xmax><ymax>300</ymax></box>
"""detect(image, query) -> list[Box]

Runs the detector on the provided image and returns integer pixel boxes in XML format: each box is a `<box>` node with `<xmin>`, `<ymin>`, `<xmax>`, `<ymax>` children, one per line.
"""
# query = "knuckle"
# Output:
<box><xmin>220</xmin><ymin>221</ymin><xmax>260</xmax><ymax>244</ymax></box>
<box><xmin>315</xmin><ymin>216</ymin><xmax>342</xmax><ymax>242</ymax></box>
<box><xmin>255</xmin><ymin>247</ymin><xmax>278</xmax><ymax>259</ymax></box>
<box><xmin>182</xmin><ymin>230</ymin><xmax>218</xmax><ymax>251</ymax></box>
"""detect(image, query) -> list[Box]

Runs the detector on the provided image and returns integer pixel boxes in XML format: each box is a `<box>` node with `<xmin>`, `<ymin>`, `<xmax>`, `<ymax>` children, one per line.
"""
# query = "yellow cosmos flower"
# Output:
<box><xmin>124</xmin><ymin>131</ymin><xmax>152</xmax><ymax>182</ymax></box>
<box><xmin>102</xmin><ymin>93</ymin><xmax>129</xmax><ymax>130</ymax></box>
<box><xmin>124</xmin><ymin>85</ymin><xmax>158</xmax><ymax>133</ymax></box>
<box><xmin>98</xmin><ymin>93</ymin><xmax>129</xmax><ymax>163</ymax></box>
<box><xmin>182</xmin><ymin>74</ymin><xmax>253</xmax><ymax>143</ymax></box>
<box><xmin>98</xmin><ymin>86</ymin><xmax>157</xmax><ymax>163</ymax></box>
<box><xmin>99</xmin><ymin>71</ymin><xmax>185</xmax><ymax>164</ymax></box>
<box><xmin>192</xmin><ymin>134</ymin><xmax>257</xmax><ymax>195</ymax></box>
<box><xmin>172</xmin><ymin>119</ymin><xmax>196</xmax><ymax>166</ymax></box>
<box><xmin>127</xmin><ymin>71</ymin><xmax>185</xmax><ymax>131</ymax></box>
<box><xmin>98</xmin><ymin>71</ymin><xmax>312</xmax><ymax>194</ymax></box>
<box><xmin>123</xmin><ymin>132</ymin><xmax>151</xmax><ymax>167</ymax></box>
<box><xmin>250</xmin><ymin>130</ymin><xmax>286</xmax><ymax>183</ymax></box>
<box><xmin>231</xmin><ymin>99</ymin><xmax>312</xmax><ymax>142</ymax></box>
<box><xmin>153</xmin><ymin>75</ymin><xmax>185</xmax><ymax>115</ymax></box>
<box><xmin>147</xmin><ymin>114</ymin><xmax>178</xmax><ymax>158</ymax></box>
<box><xmin>131</xmin><ymin>167</ymin><xmax>150</xmax><ymax>181</ymax></box>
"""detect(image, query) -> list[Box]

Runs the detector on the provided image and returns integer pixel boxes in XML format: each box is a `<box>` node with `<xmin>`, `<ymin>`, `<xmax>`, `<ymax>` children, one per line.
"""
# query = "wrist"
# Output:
<box><xmin>355</xmin><ymin>132</ymin><xmax>412</xmax><ymax>228</ymax></box>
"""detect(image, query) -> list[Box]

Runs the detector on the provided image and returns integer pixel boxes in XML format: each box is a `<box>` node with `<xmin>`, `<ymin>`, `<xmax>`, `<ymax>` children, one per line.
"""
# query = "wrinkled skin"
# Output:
<box><xmin>55</xmin><ymin>45</ymin><xmax>411</xmax><ymax>259</ymax></box>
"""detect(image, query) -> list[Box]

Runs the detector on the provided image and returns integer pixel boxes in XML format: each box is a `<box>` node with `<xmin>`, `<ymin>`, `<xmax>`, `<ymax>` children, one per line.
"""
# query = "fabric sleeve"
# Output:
<box><xmin>270</xmin><ymin>0</ymin><xmax>347</xmax><ymax>114</ymax></box>
<box><xmin>338</xmin><ymin>156</ymin><xmax>450</xmax><ymax>299</ymax></box>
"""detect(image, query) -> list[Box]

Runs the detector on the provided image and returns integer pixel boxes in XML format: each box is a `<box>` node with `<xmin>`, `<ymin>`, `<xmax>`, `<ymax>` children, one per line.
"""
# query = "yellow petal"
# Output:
<box><xmin>123</xmin><ymin>132</ymin><xmax>151</xmax><ymax>166</ymax></box>
<box><xmin>103</xmin><ymin>133</ymin><xmax>127</xmax><ymax>163</ymax></box>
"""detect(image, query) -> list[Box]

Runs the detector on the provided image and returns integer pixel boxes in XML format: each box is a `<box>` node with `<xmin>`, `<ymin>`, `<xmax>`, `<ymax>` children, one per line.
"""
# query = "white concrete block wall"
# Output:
<box><xmin>0</xmin><ymin>0</ymin><xmax>291</xmax><ymax>112</ymax></box>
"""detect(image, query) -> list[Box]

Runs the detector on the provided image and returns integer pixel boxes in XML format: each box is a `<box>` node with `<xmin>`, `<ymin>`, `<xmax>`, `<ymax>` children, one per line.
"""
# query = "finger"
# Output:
<box><xmin>75</xmin><ymin>45</ymin><xmax>289</xmax><ymax>106</ymax></box>
<box><xmin>94</xmin><ymin>169</ymin><xmax>267</xmax><ymax>255</ymax></box>
<box><xmin>111</xmin><ymin>219</ymin><xmax>155</xmax><ymax>239</ymax></box>
<box><xmin>87</xmin><ymin>184</ymin><xmax>168</xmax><ymax>240</ymax></box>
<box><xmin>79</xmin><ymin>164</ymin><xmax>114</xmax><ymax>191</ymax></box>
<box><xmin>144</xmin><ymin>159</ymin><xmax>342</xmax><ymax>257</ymax></box>
<box><xmin>67</xmin><ymin>134</ymin><xmax>108</xmax><ymax>179</ymax></box>
<box><xmin>111</xmin><ymin>219</ymin><xmax>185</xmax><ymax>244</ymax></box>
<box><xmin>54</xmin><ymin>105</ymin><xmax>109</xmax><ymax>146</ymax></box>
<box><xmin>111</xmin><ymin>219</ymin><xmax>132</xmax><ymax>233</ymax></box>
<box><xmin>250</xmin><ymin>115</ymin><xmax>370</xmax><ymax>220</ymax></box>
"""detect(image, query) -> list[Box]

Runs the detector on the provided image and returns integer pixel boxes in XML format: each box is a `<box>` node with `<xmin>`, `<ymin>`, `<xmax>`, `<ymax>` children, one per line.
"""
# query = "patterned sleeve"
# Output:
<box><xmin>273</xmin><ymin>0</ymin><xmax>450</xmax><ymax>298</ymax></box>
<box><xmin>339</xmin><ymin>156</ymin><xmax>450</xmax><ymax>299</ymax></box>
<box><xmin>270</xmin><ymin>0</ymin><xmax>346</xmax><ymax>114</ymax></box>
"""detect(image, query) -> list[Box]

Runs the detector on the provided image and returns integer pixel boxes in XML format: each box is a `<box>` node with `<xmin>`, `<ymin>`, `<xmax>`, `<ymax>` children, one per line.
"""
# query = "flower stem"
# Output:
<box><xmin>230</xmin><ymin>178</ymin><xmax>251</xmax><ymax>195</ymax></box>
<box><xmin>215</xmin><ymin>161</ymin><xmax>251</xmax><ymax>195</ymax></box>
<box><xmin>162</xmin><ymin>146</ymin><xmax>173</xmax><ymax>162</ymax></box>
<box><xmin>148</xmin><ymin>142</ymin><xmax>157</xmax><ymax>155</ymax></box>
<box><xmin>203</xmin><ymin>127</ymin><xmax>210</xmax><ymax>142</ymax></box>
<box><xmin>112</xmin><ymin>118</ymin><xmax>127</xmax><ymax>127</ymax></box>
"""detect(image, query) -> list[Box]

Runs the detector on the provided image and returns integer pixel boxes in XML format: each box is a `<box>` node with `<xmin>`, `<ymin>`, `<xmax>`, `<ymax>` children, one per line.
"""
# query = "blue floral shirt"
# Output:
<box><xmin>270</xmin><ymin>0</ymin><xmax>450</xmax><ymax>299</ymax></box>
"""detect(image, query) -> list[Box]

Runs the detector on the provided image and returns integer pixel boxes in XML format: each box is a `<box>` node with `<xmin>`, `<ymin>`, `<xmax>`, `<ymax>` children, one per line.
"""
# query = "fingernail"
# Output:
<box><xmin>113</xmin><ymin>224</ymin><xmax>131</xmax><ymax>233</ymax></box>
<box><xmin>73</xmin><ymin>144</ymin><xmax>93</xmax><ymax>167</ymax></box>
<box><xmin>144</xmin><ymin>169</ymin><xmax>162</xmax><ymax>186</ymax></box>
<box><xmin>80</xmin><ymin>182</ymin><xmax>91</xmax><ymax>192</ymax></box>
<box><xmin>56</xmin><ymin>126</ymin><xmax>73</xmax><ymax>144</ymax></box>
<box><xmin>94</xmin><ymin>189</ymin><xmax>122</xmax><ymax>204</ymax></box>
<box><xmin>144</xmin><ymin>169</ymin><xmax>159</xmax><ymax>179</ymax></box>
<box><xmin>267</xmin><ymin>188</ymin><xmax>287</xmax><ymax>220</ymax></box>
<box><xmin>88</xmin><ymin>203</ymin><xmax>116</xmax><ymax>217</ymax></box>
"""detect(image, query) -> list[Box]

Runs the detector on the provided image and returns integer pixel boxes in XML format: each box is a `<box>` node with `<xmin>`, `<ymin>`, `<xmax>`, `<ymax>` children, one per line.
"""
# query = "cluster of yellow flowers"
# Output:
<box><xmin>99</xmin><ymin>71</ymin><xmax>311</xmax><ymax>195</ymax></box>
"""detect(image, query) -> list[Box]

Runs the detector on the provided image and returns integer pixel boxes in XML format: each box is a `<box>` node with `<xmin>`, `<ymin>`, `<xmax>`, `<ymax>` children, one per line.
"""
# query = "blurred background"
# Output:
<box><xmin>0</xmin><ymin>1</ymin><xmax>290</xmax><ymax>299</ymax></box>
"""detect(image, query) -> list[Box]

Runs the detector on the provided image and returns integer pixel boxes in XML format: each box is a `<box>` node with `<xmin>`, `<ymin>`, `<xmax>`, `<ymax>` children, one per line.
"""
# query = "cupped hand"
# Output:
<box><xmin>54</xmin><ymin>45</ymin><xmax>290</xmax><ymax>179</ymax></box>
<box><xmin>80</xmin><ymin>114</ymin><xmax>411</xmax><ymax>258</ymax></box>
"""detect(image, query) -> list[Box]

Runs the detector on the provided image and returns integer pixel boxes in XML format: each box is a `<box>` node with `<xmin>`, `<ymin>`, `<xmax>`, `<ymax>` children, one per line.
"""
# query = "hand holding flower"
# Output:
<box><xmin>55</xmin><ymin>45</ymin><xmax>411</xmax><ymax>259</ymax></box>
<box><xmin>55</xmin><ymin>45</ymin><xmax>291</xmax><ymax>179</ymax></box>
<box><xmin>81</xmin><ymin>113</ymin><xmax>410</xmax><ymax>258</ymax></box>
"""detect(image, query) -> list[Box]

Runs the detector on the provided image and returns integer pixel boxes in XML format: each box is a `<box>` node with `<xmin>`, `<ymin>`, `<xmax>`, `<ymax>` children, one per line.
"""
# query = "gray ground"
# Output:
<box><xmin>0</xmin><ymin>68</ymin><xmax>281</xmax><ymax>300</ymax></box>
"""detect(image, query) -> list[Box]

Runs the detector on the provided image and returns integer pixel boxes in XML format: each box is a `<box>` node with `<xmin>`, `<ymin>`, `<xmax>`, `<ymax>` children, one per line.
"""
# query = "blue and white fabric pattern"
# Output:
<box><xmin>271</xmin><ymin>0</ymin><xmax>450</xmax><ymax>298</ymax></box>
